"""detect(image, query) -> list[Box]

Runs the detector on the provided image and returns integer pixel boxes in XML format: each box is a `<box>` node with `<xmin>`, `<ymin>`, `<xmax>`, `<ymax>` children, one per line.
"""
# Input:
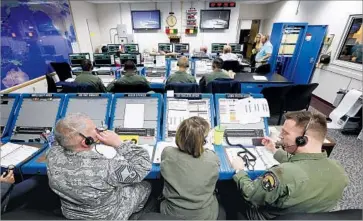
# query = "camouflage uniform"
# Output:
<box><xmin>46</xmin><ymin>142</ymin><xmax>152</xmax><ymax>220</ymax></box>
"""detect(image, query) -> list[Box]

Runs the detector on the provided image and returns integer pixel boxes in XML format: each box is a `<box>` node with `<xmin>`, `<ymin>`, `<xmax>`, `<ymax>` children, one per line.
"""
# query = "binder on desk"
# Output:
<box><xmin>1</xmin><ymin>143</ymin><xmax>39</xmax><ymax>167</ymax></box>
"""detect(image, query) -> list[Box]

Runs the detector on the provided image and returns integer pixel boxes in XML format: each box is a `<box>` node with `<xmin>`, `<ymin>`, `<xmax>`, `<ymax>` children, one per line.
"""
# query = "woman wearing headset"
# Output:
<box><xmin>160</xmin><ymin>116</ymin><xmax>223</xmax><ymax>220</ymax></box>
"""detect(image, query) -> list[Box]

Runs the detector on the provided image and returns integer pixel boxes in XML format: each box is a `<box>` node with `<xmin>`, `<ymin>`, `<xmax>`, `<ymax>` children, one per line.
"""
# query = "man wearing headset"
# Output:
<box><xmin>165</xmin><ymin>56</ymin><xmax>196</xmax><ymax>84</ymax></box>
<box><xmin>229</xmin><ymin>111</ymin><xmax>348</xmax><ymax>220</ymax></box>
<box><xmin>107</xmin><ymin>60</ymin><xmax>150</xmax><ymax>92</ymax></box>
<box><xmin>46</xmin><ymin>113</ymin><xmax>153</xmax><ymax>220</ymax></box>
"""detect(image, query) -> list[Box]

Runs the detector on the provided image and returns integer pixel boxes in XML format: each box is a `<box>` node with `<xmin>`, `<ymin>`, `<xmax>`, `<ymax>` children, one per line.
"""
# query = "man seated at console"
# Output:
<box><xmin>220</xmin><ymin>45</ymin><xmax>238</xmax><ymax>61</ymax></box>
<box><xmin>46</xmin><ymin>113</ymin><xmax>153</xmax><ymax>220</ymax></box>
<box><xmin>166</xmin><ymin>56</ymin><xmax>196</xmax><ymax>84</ymax></box>
<box><xmin>74</xmin><ymin>59</ymin><xmax>107</xmax><ymax>92</ymax></box>
<box><xmin>107</xmin><ymin>60</ymin><xmax>150</xmax><ymax>92</ymax></box>
<box><xmin>227</xmin><ymin>111</ymin><xmax>348</xmax><ymax>220</ymax></box>
<box><xmin>203</xmin><ymin>58</ymin><xmax>232</xmax><ymax>85</ymax></box>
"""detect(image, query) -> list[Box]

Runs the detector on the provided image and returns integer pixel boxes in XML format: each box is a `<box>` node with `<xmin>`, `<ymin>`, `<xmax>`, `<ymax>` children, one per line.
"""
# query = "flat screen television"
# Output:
<box><xmin>131</xmin><ymin>10</ymin><xmax>161</xmax><ymax>30</ymax></box>
<box><xmin>200</xmin><ymin>10</ymin><xmax>231</xmax><ymax>30</ymax></box>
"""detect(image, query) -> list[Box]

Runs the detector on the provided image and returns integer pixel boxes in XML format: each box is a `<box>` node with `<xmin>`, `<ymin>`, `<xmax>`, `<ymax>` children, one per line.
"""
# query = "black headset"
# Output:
<box><xmin>295</xmin><ymin>116</ymin><xmax>313</xmax><ymax>147</ymax></box>
<box><xmin>79</xmin><ymin>133</ymin><xmax>95</xmax><ymax>146</ymax></box>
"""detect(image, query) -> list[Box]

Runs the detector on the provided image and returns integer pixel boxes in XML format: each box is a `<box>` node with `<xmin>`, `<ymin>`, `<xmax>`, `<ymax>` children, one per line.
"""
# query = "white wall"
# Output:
<box><xmin>262</xmin><ymin>1</ymin><xmax>363</xmax><ymax>104</ymax></box>
<box><xmin>96</xmin><ymin>2</ymin><xmax>242</xmax><ymax>53</ymax></box>
<box><xmin>70</xmin><ymin>0</ymin><xmax>101</xmax><ymax>55</ymax></box>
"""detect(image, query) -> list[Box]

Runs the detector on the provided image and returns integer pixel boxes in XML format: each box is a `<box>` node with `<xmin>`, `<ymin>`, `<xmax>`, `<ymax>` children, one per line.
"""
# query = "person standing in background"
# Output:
<box><xmin>251</xmin><ymin>33</ymin><xmax>262</xmax><ymax>69</ymax></box>
<box><xmin>255</xmin><ymin>35</ymin><xmax>273</xmax><ymax>66</ymax></box>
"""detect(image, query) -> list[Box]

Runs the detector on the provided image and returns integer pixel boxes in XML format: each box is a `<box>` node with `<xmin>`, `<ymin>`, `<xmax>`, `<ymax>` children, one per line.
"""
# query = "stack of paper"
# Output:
<box><xmin>1</xmin><ymin>143</ymin><xmax>39</xmax><ymax>167</ymax></box>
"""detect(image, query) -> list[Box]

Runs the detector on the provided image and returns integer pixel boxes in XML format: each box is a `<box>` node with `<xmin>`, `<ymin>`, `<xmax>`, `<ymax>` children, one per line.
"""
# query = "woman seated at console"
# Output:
<box><xmin>160</xmin><ymin>116</ymin><xmax>222</xmax><ymax>220</ymax></box>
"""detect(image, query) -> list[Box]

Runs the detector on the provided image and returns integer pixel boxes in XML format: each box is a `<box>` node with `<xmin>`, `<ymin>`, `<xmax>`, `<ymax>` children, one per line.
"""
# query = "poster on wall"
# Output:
<box><xmin>1</xmin><ymin>0</ymin><xmax>76</xmax><ymax>90</ymax></box>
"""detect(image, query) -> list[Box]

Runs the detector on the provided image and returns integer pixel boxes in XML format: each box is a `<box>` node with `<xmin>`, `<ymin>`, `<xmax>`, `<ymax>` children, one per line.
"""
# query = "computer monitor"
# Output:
<box><xmin>107</xmin><ymin>44</ymin><xmax>121</xmax><ymax>53</ymax></box>
<box><xmin>211</xmin><ymin>43</ymin><xmax>227</xmax><ymax>53</ymax></box>
<box><xmin>158</xmin><ymin>43</ymin><xmax>173</xmax><ymax>53</ymax></box>
<box><xmin>124</xmin><ymin>44</ymin><xmax>139</xmax><ymax>53</ymax></box>
<box><xmin>174</xmin><ymin>43</ymin><xmax>190</xmax><ymax>54</ymax></box>
<box><xmin>93</xmin><ymin>53</ymin><xmax>115</xmax><ymax>66</ymax></box>
<box><xmin>69</xmin><ymin>53</ymin><xmax>90</xmax><ymax>67</ymax></box>
<box><xmin>229</xmin><ymin>43</ymin><xmax>243</xmax><ymax>53</ymax></box>
<box><xmin>119</xmin><ymin>53</ymin><xmax>141</xmax><ymax>65</ymax></box>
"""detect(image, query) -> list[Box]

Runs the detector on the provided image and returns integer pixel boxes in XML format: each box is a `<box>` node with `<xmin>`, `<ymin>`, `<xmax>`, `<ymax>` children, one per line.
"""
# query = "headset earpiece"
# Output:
<box><xmin>84</xmin><ymin>136</ymin><xmax>95</xmax><ymax>146</ymax></box>
<box><xmin>295</xmin><ymin>116</ymin><xmax>313</xmax><ymax>147</ymax></box>
<box><xmin>295</xmin><ymin>136</ymin><xmax>308</xmax><ymax>147</ymax></box>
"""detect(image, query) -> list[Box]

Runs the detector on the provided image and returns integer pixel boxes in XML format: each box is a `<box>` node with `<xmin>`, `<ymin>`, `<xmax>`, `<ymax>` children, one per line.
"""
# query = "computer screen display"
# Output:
<box><xmin>229</xmin><ymin>43</ymin><xmax>242</xmax><ymax>53</ymax></box>
<box><xmin>174</xmin><ymin>43</ymin><xmax>189</xmax><ymax>53</ymax></box>
<box><xmin>158</xmin><ymin>43</ymin><xmax>172</xmax><ymax>53</ymax></box>
<box><xmin>124</xmin><ymin>44</ymin><xmax>139</xmax><ymax>53</ymax></box>
<box><xmin>107</xmin><ymin>44</ymin><xmax>121</xmax><ymax>53</ymax></box>
<box><xmin>93</xmin><ymin>53</ymin><xmax>115</xmax><ymax>66</ymax></box>
<box><xmin>131</xmin><ymin>10</ymin><xmax>161</xmax><ymax>30</ymax></box>
<box><xmin>211</xmin><ymin>43</ymin><xmax>227</xmax><ymax>53</ymax></box>
<box><xmin>119</xmin><ymin>53</ymin><xmax>141</xmax><ymax>65</ymax></box>
<box><xmin>200</xmin><ymin>10</ymin><xmax>231</xmax><ymax>30</ymax></box>
<box><xmin>69</xmin><ymin>53</ymin><xmax>90</xmax><ymax>66</ymax></box>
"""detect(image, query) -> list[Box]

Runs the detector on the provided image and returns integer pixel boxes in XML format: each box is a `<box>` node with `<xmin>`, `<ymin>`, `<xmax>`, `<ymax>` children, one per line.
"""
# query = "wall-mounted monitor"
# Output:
<box><xmin>107</xmin><ymin>44</ymin><xmax>121</xmax><ymax>53</ymax></box>
<box><xmin>174</xmin><ymin>43</ymin><xmax>190</xmax><ymax>54</ymax></box>
<box><xmin>93</xmin><ymin>53</ymin><xmax>115</xmax><ymax>66</ymax></box>
<box><xmin>131</xmin><ymin>10</ymin><xmax>161</xmax><ymax>30</ymax></box>
<box><xmin>124</xmin><ymin>44</ymin><xmax>139</xmax><ymax>53</ymax></box>
<box><xmin>69</xmin><ymin>53</ymin><xmax>90</xmax><ymax>67</ymax></box>
<box><xmin>229</xmin><ymin>43</ymin><xmax>243</xmax><ymax>53</ymax></box>
<box><xmin>158</xmin><ymin>43</ymin><xmax>173</xmax><ymax>53</ymax></box>
<box><xmin>211</xmin><ymin>43</ymin><xmax>227</xmax><ymax>53</ymax></box>
<box><xmin>200</xmin><ymin>10</ymin><xmax>231</xmax><ymax>30</ymax></box>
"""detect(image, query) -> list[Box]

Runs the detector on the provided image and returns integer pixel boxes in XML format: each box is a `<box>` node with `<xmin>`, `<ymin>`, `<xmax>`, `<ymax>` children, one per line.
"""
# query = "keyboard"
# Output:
<box><xmin>114</xmin><ymin>128</ymin><xmax>155</xmax><ymax>137</ymax></box>
<box><xmin>224</xmin><ymin>129</ymin><xmax>264</xmax><ymax>138</ymax></box>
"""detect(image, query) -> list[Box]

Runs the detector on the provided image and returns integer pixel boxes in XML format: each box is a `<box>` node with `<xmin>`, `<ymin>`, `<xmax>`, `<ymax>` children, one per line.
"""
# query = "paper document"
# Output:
<box><xmin>155</xmin><ymin>56</ymin><xmax>166</xmax><ymax>67</ymax></box>
<box><xmin>329</xmin><ymin>89</ymin><xmax>362</xmax><ymax>128</ymax></box>
<box><xmin>225</xmin><ymin>146</ymin><xmax>279</xmax><ymax>171</ymax></box>
<box><xmin>138</xmin><ymin>144</ymin><xmax>155</xmax><ymax>161</ymax></box>
<box><xmin>252</xmin><ymin>76</ymin><xmax>268</xmax><ymax>81</ymax></box>
<box><xmin>124</xmin><ymin>104</ymin><xmax>145</xmax><ymax>128</ymax></box>
<box><xmin>236</xmin><ymin>98</ymin><xmax>270</xmax><ymax>124</ymax></box>
<box><xmin>150</xmin><ymin>78</ymin><xmax>165</xmax><ymax>83</ymax></box>
<box><xmin>1</xmin><ymin>143</ymin><xmax>39</xmax><ymax>167</ymax></box>
<box><xmin>93</xmin><ymin>144</ymin><xmax>117</xmax><ymax>159</ymax></box>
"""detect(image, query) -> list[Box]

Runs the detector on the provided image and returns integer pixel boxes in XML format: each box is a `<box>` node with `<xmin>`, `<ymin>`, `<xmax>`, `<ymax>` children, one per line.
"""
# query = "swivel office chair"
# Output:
<box><xmin>50</xmin><ymin>62</ymin><xmax>72</xmax><ymax>82</ymax></box>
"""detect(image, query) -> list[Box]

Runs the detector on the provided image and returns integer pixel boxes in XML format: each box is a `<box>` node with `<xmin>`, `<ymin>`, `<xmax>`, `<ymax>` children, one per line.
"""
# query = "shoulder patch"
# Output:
<box><xmin>261</xmin><ymin>172</ymin><xmax>278</xmax><ymax>192</ymax></box>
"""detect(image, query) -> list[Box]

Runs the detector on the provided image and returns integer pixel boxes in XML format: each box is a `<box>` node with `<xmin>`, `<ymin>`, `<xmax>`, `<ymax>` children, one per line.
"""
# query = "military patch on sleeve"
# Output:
<box><xmin>261</xmin><ymin>172</ymin><xmax>278</xmax><ymax>192</ymax></box>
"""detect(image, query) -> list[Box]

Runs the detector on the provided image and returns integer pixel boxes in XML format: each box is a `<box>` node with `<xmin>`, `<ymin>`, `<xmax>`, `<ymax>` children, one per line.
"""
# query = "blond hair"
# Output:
<box><xmin>223</xmin><ymin>45</ymin><xmax>232</xmax><ymax>54</ymax></box>
<box><xmin>284</xmin><ymin>111</ymin><xmax>327</xmax><ymax>142</ymax></box>
<box><xmin>177</xmin><ymin>56</ymin><xmax>189</xmax><ymax>68</ymax></box>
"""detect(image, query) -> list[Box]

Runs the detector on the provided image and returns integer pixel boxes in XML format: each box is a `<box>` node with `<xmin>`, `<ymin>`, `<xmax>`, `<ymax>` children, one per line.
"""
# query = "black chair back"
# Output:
<box><xmin>222</xmin><ymin>60</ymin><xmax>240</xmax><ymax>73</ymax></box>
<box><xmin>261</xmin><ymin>85</ymin><xmax>292</xmax><ymax>125</ymax></box>
<box><xmin>206</xmin><ymin>78</ymin><xmax>241</xmax><ymax>94</ymax></box>
<box><xmin>255</xmin><ymin>63</ymin><xmax>271</xmax><ymax>74</ymax></box>
<box><xmin>60</xmin><ymin>82</ymin><xmax>99</xmax><ymax>93</ymax></box>
<box><xmin>284</xmin><ymin>83</ymin><xmax>319</xmax><ymax>111</ymax></box>
<box><xmin>50</xmin><ymin>62</ymin><xmax>72</xmax><ymax>82</ymax></box>
<box><xmin>109</xmin><ymin>82</ymin><xmax>151</xmax><ymax>93</ymax></box>
<box><xmin>45</xmin><ymin>74</ymin><xmax>57</xmax><ymax>93</ymax></box>
<box><xmin>275</xmin><ymin>209</ymin><xmax>362</xmax><ymax>220</ymax></box>
<box><xmin>165</xmin><ymin>83</ymin><xmax>199</xmax><ymax>93</ymax></box>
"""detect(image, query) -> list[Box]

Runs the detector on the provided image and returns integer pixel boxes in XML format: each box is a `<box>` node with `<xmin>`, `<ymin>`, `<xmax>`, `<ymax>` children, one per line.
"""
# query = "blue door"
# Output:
<box><xmin>291</xmin><ymin>25</ymin><xmax>327</xmax><ymax>84</ymax></box>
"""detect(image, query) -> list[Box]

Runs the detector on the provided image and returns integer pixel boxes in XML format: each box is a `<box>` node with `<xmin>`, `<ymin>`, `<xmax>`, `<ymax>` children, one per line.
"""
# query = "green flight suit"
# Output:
<box><xmin>107</xmin><ymin>71</ymin><xmax>150</xmax><ymax>92</ymax></box>
<box><xmin>204</xmin><ymin>70</ymin><xmax>231</xmax><ymax>85</ymax></box>
<box><xmin>74</xmin><ymin>71</ymin><xmax>107</xmax><ymax>92</ymax></box>
<box><xmin>166</xmin><ymin>71</ymin><xmax>196</xmax><ymax>84</ymax></box>
<box><xmin>233</xmin><ymin>149</ymin><xmax>348</xmax><ymax>220</ymax></box>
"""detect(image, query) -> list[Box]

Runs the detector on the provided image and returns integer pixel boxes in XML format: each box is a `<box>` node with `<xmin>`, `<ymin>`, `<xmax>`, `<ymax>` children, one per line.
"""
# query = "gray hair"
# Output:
<box><xmin>54</xmin><ymin>113</ymin><xmax>90</xmax><ymax>150</ymax></box>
